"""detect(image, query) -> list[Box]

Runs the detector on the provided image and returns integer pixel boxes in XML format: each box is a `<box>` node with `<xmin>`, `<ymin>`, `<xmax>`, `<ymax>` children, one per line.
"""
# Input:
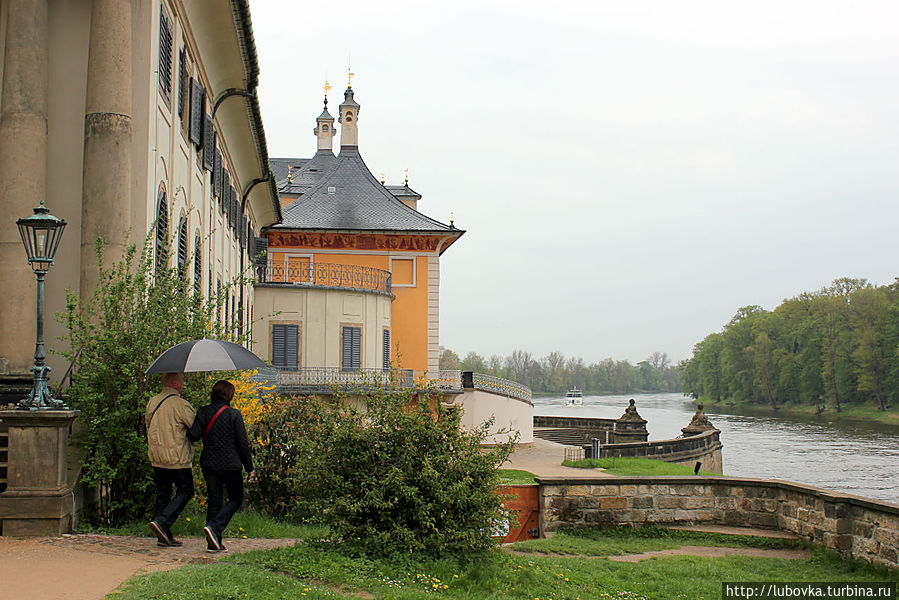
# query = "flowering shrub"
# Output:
<box><xmin>246</xmin><ymin>386</ymin><xmax>516</xmax><ymax>557</ymax></box>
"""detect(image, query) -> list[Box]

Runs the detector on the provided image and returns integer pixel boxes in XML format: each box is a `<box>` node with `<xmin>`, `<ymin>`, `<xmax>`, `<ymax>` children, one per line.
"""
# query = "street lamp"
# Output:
<box><xmin>16</xmin><ymin>201</ymin><xmax>67</xmax><ymax>410</ymax></box>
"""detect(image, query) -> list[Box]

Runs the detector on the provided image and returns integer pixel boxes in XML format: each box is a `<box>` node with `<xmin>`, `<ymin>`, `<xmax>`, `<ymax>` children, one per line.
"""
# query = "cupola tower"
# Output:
<box><xmin>339</xmin><ymin>76</ymin><xmax>360</xmax><ymax>149</ymax></box>
<box><xmin>313</xmin><ymin>90</ymin><xmax>336</xmax><ymax>152</ymax></box>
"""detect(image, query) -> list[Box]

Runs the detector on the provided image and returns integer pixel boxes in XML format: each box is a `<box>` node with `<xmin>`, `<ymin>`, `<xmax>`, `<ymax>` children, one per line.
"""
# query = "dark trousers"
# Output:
<box><xmin>203</xmin><ymin>468</ymin><xmax>244</xmax><ymax>535</ymax></box>
<box><xmin>152</xmin><ymin>467</ymin><xmax>194</xmax><ymax>532</ymax></box>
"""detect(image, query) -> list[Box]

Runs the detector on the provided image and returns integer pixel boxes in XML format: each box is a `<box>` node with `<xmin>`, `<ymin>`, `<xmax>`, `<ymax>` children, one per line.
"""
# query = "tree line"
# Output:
<box><xmin>682</xmin><ymin>277</ymin><xmax>899</xmax><ymax>412</ymax></box>
<box><xmin>439</xmin><ymin>348</ymin><xmax>681</xmax><ymax>395</ymax></box>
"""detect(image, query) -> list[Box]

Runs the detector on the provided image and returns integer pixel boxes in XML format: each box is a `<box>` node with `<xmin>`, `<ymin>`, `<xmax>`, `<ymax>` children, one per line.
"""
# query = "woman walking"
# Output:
<box><xmin>189</xmin><ymin>380</ymin><xmax>254</xmax><ymax>552</ymax></box>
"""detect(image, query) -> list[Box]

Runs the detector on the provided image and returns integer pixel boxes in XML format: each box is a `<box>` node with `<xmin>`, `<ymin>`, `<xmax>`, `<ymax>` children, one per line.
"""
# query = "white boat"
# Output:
<box><xmin>565</xmin><ymin>387</ymin><xmax>583</xmax><ymax>406</ymax></box>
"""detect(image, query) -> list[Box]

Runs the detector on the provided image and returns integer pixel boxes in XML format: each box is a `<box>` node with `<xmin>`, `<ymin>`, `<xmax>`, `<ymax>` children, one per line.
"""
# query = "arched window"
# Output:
<box><xmin>193</xmin><ymin>234</ymin><xmax>202</xmax><ymax>295</ymax></box>
<box><xmin>155</xmin><ymin>186</ymin><xmax>168</xmax><ymax>270</ymax></box>
<box><xmin>176</xmin><ymin>216</ymin><xmax>188</xmax><ymax>275</ymax></box>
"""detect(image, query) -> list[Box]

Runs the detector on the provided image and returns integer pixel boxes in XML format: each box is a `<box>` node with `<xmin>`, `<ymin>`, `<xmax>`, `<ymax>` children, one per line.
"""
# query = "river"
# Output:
<box><xmin>534</xmin><ymin>392</ymin><xmax>899</xmax><ymax>505</ymax></box>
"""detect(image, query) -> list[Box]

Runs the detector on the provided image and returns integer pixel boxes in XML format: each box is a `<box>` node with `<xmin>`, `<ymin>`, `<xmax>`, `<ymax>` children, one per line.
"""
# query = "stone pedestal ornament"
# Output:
<box><xmin>682</xmin><ymin>404</ymin><xmax>718</xmax><ymax>437</ymax></box>
<box><xmin>613</xmin><ymin>399</ymin><xmax>649</xmax><ymax>443</ymax></box>
<box><xmin>0</xmin><ymin>409</ymin><xmax>81</xmax><ymax>535</ymax></box>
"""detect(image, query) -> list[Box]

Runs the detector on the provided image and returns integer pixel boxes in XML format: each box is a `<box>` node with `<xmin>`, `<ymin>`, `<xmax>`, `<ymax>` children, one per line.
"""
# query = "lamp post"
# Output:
<box><xmin>16</xmin><ymin>201</ymin><xmax>67</xmax><ymax>410</ymax></box>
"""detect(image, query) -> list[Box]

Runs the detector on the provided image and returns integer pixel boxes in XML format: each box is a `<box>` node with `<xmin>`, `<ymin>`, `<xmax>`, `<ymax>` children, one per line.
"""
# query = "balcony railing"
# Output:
<box><xmin>253</xmin><ymin>366</ymin><xmax>462</xmax><ymax>395</ymax></box>
<box><xmin>468</xmin><ymin>372</ymin><xmax>533</xmax><ymax>404</ymax></box>
<box><xmin>257</xmin><ymin>262</ymin><xmax>392</xmax><ymax>295</ymax></box>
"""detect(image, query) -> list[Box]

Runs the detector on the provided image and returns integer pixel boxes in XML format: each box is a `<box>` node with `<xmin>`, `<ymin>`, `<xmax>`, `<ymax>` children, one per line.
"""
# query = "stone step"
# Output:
<box><xmin>666</xmin><ymin>524</ymin><xmax>800</xmax><ymax>540</ymax></box>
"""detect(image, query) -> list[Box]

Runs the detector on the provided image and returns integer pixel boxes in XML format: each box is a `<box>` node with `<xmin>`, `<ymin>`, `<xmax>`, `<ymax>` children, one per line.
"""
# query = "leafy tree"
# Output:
<box><xmin>460</xmin><ymin>351</ymin><xmax>487</xmax><ymax>373</ymax></box>
<box><xmin>439</xmin><ymin>346</ymin><xmax>461</xmax><ymax>370</ymax></box>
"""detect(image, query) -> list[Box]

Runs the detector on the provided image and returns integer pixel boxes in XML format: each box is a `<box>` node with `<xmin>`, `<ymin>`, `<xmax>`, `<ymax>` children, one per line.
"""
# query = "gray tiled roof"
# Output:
<box><xmin>270</xmin><ymin>157</ymin><xmax>308</xmax><ymax>183</ymax></box>
<box><xmin>385</xmin><ymin>184</ymin><xmax>422</xmax><ymax>199</ymax></box>
<box><xmin>273</xmin><ymin>151</ymin><xmax>336</xmax><ymax>195</ymax></box>
<box><xmin>276</xmin><ymin>147</ymin><xmax>457</xmax><ymax>232</ymax></box>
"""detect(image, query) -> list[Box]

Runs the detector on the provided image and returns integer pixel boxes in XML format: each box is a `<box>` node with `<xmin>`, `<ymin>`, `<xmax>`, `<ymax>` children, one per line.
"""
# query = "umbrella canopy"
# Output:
<box><xmin>146</xmin><ymin>339</ymin><xmax>267</xmax><ymax>374</ymax></box>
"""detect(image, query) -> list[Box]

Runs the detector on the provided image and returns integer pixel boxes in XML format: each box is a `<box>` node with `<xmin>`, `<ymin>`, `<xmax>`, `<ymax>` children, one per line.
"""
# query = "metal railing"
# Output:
<box><xmin>470</xmin><ymin>372</ymin><xmax>533</xmax><ymax>404</ymax></box>
<box><xmin>253</xmin><ymin>366</ymin><xmax>462</xmax><ymax>395</ymax></box>
<box><xmin>258</xmin><ymin>262</ymin><xmax>391</xmax><ymax>295</ymax></box>
<box><xmin>0</xmin><ymin>425</ymin><xmax>7</xmax><ymax>493</ymax></box>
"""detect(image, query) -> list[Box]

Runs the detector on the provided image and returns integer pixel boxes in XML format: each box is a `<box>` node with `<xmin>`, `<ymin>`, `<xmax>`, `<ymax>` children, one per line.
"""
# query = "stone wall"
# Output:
<box><xmin>537</xmin><ymin>476</ymin><xmax>899</xmax><ymax>570</ymax></box>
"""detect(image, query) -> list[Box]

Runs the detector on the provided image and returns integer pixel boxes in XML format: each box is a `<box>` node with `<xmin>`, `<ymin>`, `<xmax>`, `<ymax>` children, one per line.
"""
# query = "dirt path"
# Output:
<box><xmin>0</xmin><ymin>534</ymin><xmax>298</xmax><ymax>600</ymax></box>
<box><xmin>506</xmin><ymin>545</ymin><xmax>810</xmax><ymax>562</ymax></box>
<box><xmin>607</xmin><ymin>545</ymin><xmax>811</xmax><ymax>562</ymax></box>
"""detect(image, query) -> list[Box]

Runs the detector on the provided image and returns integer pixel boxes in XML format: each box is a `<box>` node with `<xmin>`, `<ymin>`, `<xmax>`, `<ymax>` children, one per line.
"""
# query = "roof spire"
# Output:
<box><xmin>404</xmin><ymin>168</ymin><xmax>409</xmax><ymax>186</ymax></box>
<box><xmin>314</xmin><ymin>81</ymin><xmax>336</xmax><ymax>153</ymax></box>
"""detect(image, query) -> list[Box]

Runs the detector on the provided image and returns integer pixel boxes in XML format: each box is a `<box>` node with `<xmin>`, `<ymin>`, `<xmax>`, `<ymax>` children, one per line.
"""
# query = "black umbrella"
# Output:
<box><xmin>145</xmin><ymin>338</ymin><xmax>267</xmax><ymax>374</ymax></box>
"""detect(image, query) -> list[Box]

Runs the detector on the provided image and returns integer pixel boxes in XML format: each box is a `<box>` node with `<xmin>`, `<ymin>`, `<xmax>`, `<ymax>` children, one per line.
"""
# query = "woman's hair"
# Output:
<box><xmin>210</xmin><ymin>380</ymin><xmax>235</xmax><ymax>404</ymax></box>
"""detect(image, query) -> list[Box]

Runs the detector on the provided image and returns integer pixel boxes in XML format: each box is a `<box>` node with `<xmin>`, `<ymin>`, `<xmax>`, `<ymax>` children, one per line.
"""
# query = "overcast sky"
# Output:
<box><xmin>252</xmin><ymin>0</ymin><xmax>899</xmax><ymax>364</ymax></box>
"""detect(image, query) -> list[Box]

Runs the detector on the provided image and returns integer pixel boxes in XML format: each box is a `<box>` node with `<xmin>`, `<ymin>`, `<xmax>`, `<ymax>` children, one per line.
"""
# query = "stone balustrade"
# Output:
<box><xmin>536</xmin><ymin>475</ymin><xmax>899</xmax><ymax>570</ymax></box>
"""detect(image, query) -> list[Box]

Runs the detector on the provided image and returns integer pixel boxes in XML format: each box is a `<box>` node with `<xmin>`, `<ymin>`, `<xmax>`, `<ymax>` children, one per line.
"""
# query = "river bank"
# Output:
<box><xmin>695</xmin><ymin>397</ymin><xmax>899</xmax><ymax>428</ymax></box>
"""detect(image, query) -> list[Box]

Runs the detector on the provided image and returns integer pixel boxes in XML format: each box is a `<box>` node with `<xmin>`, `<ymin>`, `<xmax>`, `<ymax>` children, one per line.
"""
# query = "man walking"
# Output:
<box><xmin>145</xmin><ymin>372</ymin><xmax>195</xmax><ymax>547</ymax></box>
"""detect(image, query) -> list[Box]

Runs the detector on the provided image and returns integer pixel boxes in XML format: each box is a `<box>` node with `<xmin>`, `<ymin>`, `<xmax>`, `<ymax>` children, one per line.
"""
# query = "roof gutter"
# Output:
<box><xmin>226</xmin><ymin>0</ymin><xmax>281</xmax><ymax>224</ymax></box>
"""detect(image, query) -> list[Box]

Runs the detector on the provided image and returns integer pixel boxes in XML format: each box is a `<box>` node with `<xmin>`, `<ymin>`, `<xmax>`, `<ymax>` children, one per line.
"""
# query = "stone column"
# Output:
<box><xmin>79</xmin><ymin>0</ymin><xmax>132</xmax><ymax>301</ymax></box>
<box><xmin>0</xmin><ymin>410</ymin><xmax>81</xmax><ymax>535</ymax></box>
<box><xmin>0</xmin><ymin>0</ymin><xmax>49</xmax><ymax>399</ymax></box>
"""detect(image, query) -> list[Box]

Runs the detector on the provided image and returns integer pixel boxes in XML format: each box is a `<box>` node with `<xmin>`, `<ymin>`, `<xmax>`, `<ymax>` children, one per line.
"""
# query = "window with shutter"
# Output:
<box><xmin>342</xmin><ymin>326</ymin><xmax>362</xmax><ymax>371</ymax></box>
<box><xmin>176</xmin><ymin>217</ymin><xmax>188</xmax><ymax>275</ymax></box>
<box><xmin>213</xmin><ymin>149</ymin><xmax>222</xmax><ymax>198</ymax></box>
<box><xmin>189</xmin><ymin>78</ymin><xmax>204</xmax><ymax>146</ymax></box>
<box><xmin>203</xmin><ymin>115</ymin><xmax>214</xmax><ymax>171</ymax></box>
<box><xmin>221</xmin><ymin>170</ymin><xmax>229</xmax><ymax>214</ymax></box>
<box><xmin>271</xmin><ymin>324</ymin><xmax>299</xmax><ymax>369</ymax></box>
<box><xmin>193</xmin><ymin>235</ymin><xmax>202</xmax><ymax>295</ymax></box>
<box><xmin>383</xmin><ymin>329</ymin><xmax>391</xmax><ymax>370</ymax></box>
<box><xmin>177</xmin><ymin>47</ymin><xmax>187</xmax><ymax>117</ymax></box>
<box><xmin>158</xmin><ymin>7</ymin><xmax>173</xmax><ymax>100</ymax></box>
<box><xmin>252</xmin><ymin>237</ymin><xmax>268</xmax><ymax>268</ymax></box>
<box><xmin>155</xmin><ymin>187</ymin><xmax>168</xmax><ymax>270</ymax></box>
<box><xmin>228</xmin><ymin>186</ymin><xmax>235</xmax><ymax>231</ymax></box>
<box><xmin>231</xmin><ymin>193</ymin><xmax>239</xmax><ymax>232</ymax></box>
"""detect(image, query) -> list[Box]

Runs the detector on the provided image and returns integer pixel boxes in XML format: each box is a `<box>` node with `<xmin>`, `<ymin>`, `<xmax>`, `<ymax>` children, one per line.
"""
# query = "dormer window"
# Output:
<box><xmin>328</xmin><ymin>186</ymin><xmax>336</xmax><ymax>194</ymax></box>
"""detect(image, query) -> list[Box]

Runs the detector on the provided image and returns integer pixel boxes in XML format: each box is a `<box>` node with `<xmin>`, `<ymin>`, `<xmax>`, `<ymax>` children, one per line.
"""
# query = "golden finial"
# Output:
<box><xmin>404</xmin><ymin>168</ymin><xmax>409</xmax><ymax>185</ymax></box>
<box><xmin>347</xmin><ymin>67</ymin><xmax>355</xmax><ymax>89</ymax></box>
<box><xmin>450</xmin><ymin>212</ymin><xmax>455</xmax><ymax>227</ymax></box>
<box><xmin>287</xmin><ymin>165</ymin><xmax>293</xmax><ymax>183</ymax></box>
<box><xmin>380</xmin><ymin>172</ymin><xmax>385</xmax><ymax>185</ymax></box>
<box><xmin>324</xmin><ymin>79</ymin><xmax>331</xmax><ymax>97</ymax></box>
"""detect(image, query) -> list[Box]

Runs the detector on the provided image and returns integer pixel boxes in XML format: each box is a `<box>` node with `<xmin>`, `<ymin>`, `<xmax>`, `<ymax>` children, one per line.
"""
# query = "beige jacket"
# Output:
<box><xmin>145</xmin><ymin>386</ymin><xmax>195</xmax><ymax>469</ymax></box>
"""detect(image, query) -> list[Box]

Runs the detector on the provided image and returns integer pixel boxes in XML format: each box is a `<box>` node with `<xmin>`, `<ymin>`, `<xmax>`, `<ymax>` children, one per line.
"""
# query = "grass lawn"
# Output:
<box><xmin>561</xmin><ymin>457</ymin><xmax>722</xmax><ymax>477</ymax></box>
<box><xmin>498</xmin><ymin>469</ymin><xmax>538</xmax><ymax>485</ymax></box>
<box><xmin>110</xmin><ymin>526</ymin><xmax>895</xmax><ymax>600</ymax></box>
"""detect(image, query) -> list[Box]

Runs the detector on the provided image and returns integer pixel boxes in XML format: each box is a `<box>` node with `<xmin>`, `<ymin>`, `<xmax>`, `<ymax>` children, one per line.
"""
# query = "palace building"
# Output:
<box><xmin>0</xmin><ymin>0</ymin><xmax>279</xmax><ymax>402</ymax></box>
<box><xmin>254</xmin><ymin>84</ymin><xmax>464</xmax><ymax>379</ymax></box>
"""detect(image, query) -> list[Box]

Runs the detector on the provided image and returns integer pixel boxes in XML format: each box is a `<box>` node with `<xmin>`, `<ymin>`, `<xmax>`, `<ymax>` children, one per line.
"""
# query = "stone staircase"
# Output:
<box><xmin>533</xmin><ymin>427</ymin><xmax>592</xmax><ymax>447</ymax></box>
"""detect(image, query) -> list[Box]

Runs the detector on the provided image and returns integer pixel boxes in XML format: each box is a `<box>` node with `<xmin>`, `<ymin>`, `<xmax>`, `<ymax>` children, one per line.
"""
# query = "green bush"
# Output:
<box><xmin>61</xmin><ymin>234</ymin><xmax>244</xmax><ymax>525</ymax></box>
<box><xmin>246</xmin><ymin>388</ymin><xmax>516</xmax><ymax>557</ymax></box>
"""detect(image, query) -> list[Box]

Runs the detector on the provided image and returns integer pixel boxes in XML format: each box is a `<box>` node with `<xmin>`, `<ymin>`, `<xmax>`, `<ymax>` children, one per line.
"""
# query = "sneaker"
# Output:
<box><xmin>165</xmin><ymin>532</ymin><xmax>183</xmax><ymax>547</ymax></box>
<box><xmin>149</xmin><ymin>520</ymin><xmax>172</xmax><ymax>546</ymax></box>
<box><xmin>204</xmin><ymin>526</ymin><xmax>222</xmax><ymax>552</ymax></box>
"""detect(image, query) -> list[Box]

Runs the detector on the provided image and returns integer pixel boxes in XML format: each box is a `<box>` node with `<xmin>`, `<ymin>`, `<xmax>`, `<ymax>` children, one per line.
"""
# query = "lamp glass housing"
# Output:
<box><xmin>17</xmin><ymin>205</ymin><xmax>66</xmax><ymax>271</ymax></box>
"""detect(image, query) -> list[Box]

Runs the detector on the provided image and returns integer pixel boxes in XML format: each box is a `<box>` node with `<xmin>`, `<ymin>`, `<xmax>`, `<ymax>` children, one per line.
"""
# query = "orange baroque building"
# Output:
<box><xmin>253</xmin><ymin>84</ymin><xmax>463</xmax><ymax>379</ymax></box>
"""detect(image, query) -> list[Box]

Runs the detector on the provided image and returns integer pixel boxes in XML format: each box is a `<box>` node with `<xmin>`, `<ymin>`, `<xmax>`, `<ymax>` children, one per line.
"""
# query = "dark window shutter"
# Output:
<box><xmin>213</xmin><ymin>149</ymin><xmax>222</xmax><ymax>198</ymax></box>
<box><xmin>155</xmin><ymin>188</ymin><xmax>168</xmax><ymax>269</ymax></box>
<box><xmin>189</xmin><ymin>78</ymin><xmax>204</xmax><ymax>146</ymax></box>
<box><xmin>177</xmin><ymin>47</ymin><xmax>187</xmax><ymax>117</ymax></box>
<box><xmin>193</xmin><ymin>235</ymin><xmax>202</xmax><ymax>295</ymax></box>
<box><xmin>342</xmin><ymin>326</ymin><xmax>361</xmax><ymax>371</ymax></box>
<box><xmin>272</xmin><ymin>324</ymin><xmax>298</xmax><ymax>369</ymax></box>
<box><xmin>158</xmin><ymin>8</ymin><xmax>173</xmax><ymax>99</ymax></box>
<box><xmin>383</xmin><ymin>329</ymin><xmax>391</xmax><ymax>370</ymax></box>
<box><xmin>228</xmin><ymin>186</ymin><xmax>236</xmax><ymax>231</ymax></box>
<box><xmin>221</xmin><ymin>170</ymin><xmax>229</xmax><ymax>214</ymax></box>
<box><xmin>253</xmin><ymin>237</ymin><xmax>268</xmax><ymax>268</ymax></box>
<box><xmin>240</xmin><ymin>213</ymin><xmax>248</xmax><ymax>249</ymax></box>
<box><xmin>203</xmin><ymin>115</ymin><xmax>214</xmax><ymax>171</ymax></box>
<box><xmin>176</xmin><ymin>217</ymin><xmax>188</xmax><ymax>274</ymax></box>
<box><xmin>231</xmin><ymin>193</ymin><xmax>239</xmax><ymax>233</ymax></box>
